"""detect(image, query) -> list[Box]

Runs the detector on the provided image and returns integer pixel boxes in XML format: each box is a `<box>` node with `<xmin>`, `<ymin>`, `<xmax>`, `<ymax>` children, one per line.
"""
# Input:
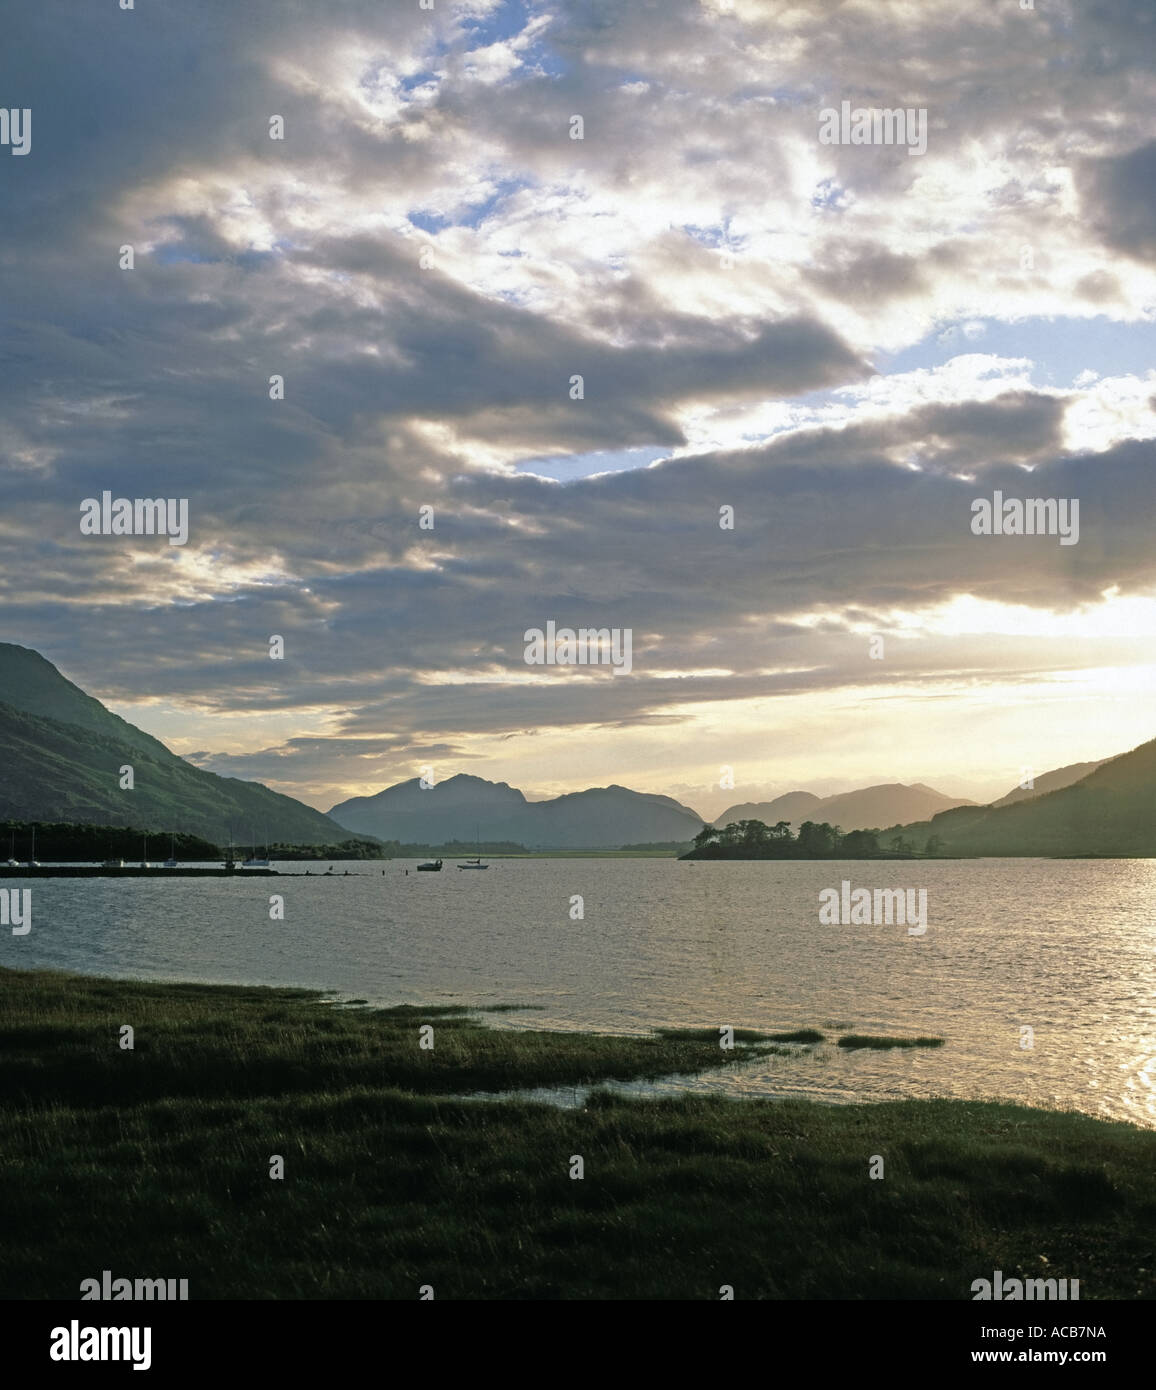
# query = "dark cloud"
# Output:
<box><xmin>1</xmin><ymin>0</ymin><xmax>1154</xmax><ymax>803</ymax></box>
<box><xmin>1080</xmin><ymin>140</ymin><xmax>1156</xmax><ymax>264</ymax></box>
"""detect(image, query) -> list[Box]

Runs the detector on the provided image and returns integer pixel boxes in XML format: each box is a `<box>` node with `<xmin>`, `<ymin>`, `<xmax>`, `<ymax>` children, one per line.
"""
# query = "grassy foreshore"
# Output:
<box><xmin>2</xmin><ymin>966</ymin><xmax>1154</xmax><ymax>1300</ymax></box>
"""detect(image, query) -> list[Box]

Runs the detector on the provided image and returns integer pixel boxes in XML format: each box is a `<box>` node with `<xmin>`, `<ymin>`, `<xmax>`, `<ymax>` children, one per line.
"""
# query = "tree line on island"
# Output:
<box><xmin>685</xmin><ymin>819</ymin><xmax>944</xmax><ymax>859</ymax></box>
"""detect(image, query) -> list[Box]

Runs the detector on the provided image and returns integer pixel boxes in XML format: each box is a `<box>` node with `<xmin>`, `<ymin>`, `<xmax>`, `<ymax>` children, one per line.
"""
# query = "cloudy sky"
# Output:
<box><xmin>2</xmin><ymin>0</ymin><xmax>1155</xmax><ymax>819</ymax></box>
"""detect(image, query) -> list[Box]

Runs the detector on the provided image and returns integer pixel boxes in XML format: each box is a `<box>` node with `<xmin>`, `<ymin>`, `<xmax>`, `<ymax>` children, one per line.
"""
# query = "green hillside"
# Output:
<box><xmin>892</xmin><ymin>736</ymin><xmax>1156</xmax><ymax>856</ymax></box>
<box><xmin>0</xmin><ymin>644</ymin><xmax>170</xmax><ymax>759</ymax></box>
<box><xmin>0</xmin><ymin>646</ymin><xmax>350</xmax><ymax>845</ymax></box>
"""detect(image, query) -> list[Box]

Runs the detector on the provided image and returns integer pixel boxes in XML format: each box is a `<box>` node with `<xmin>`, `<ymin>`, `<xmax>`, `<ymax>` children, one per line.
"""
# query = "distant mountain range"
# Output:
<box><xmin>0</xmin><ymin>643</ymin><xmax>348</xmax><ymax>844</ymax></box>
<box><xmin>3</xmin><ymin>642</ymin><xmax>1139</xmax><ymax>857</ymax></box>
<box><xmin>328</xmin><ymin>774</ymin><xmax>706</xmax><ymax>849</ymax></box>
<box><xmin>715</xmin><ymin>783</ymin><xmax>974</xmax><ymax>832</ymax></box>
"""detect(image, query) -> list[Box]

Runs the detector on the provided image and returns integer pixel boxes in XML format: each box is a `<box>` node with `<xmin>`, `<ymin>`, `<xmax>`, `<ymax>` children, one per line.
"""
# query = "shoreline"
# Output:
<box><xmin>2</xmin><ymin>964</ymin><xmax>1154</xmax><ymax>1299</ymax></box>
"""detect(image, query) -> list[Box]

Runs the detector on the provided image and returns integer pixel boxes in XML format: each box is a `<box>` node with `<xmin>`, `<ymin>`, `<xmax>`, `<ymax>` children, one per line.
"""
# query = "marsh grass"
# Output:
<box><xmin>654</xmin><ymin>1026</ymin><xmax>775</xmax><ymax>1043</ymax></box>
<box><xmin>2</xmin><ymin>967</ymin><xmax>1153</xmax><ymax>1300</ymax></box>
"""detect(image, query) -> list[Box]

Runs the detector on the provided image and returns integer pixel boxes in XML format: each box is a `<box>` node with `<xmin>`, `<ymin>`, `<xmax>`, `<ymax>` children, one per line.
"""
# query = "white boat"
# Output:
<box><xmin>102</xmin><ymin>859</ymin><xmax>125</xmax><ymax>868</ymax></box>
<box><xmin>163</xmin><ymin>836</ymin><xmax>178</xmax><ymax>868</ymax></box>
<box><xmin>243</xmin><ymin>826</ymin><xmax>270</xmax><ymax>866</ymax></box>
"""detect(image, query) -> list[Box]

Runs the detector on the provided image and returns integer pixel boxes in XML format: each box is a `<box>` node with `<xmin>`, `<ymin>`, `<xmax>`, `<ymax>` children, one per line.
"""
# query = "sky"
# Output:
<box><xmin>2</xmin><ymin>0</ymin><xmax>1155</xmax><ymax>820</ymax></box>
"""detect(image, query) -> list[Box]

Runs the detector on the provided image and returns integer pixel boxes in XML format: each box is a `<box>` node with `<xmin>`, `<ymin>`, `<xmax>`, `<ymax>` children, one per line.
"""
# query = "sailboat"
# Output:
<box><xmin>163</xmin><ymin>835</ymin><xmax>178</xmax><ymax>869</ymax></box>
<box><xmin>243</xmin><ymin>826</ymin><xmax>270</xmax><ymax>868</ymax></box>
<box><xmin>458</xmin><ymin>825</ymin><xmax>489</xmax><ymax>870</ymax></box>
<box><xmin>27</xmin><ymin>825</ymin><xmax>41</xmax><ymax>868</ymax></box>
<box><xmin>140</xmin><ymin>833</ymin><xmax>151</xmax><ymax>869</ymax></box>
<box><xmin>7</xmin><ymin>830</ymin><xmax>19</xmax><ymax>868</ymax></box>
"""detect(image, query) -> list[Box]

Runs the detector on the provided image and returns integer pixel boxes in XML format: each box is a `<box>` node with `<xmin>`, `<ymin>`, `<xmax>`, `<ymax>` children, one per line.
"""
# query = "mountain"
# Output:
<box><xmin>714</xmin><ymin>791</ymin><xmax>822</xmax><ymax>827</ymax></box>
<box><xmin>329</xmin><ymin>774</ymin><xmax>706</xmax><ymax>848</ymax></box>
<box><xmin>530</xmin><ymin>786</ymin><xmax>704</xmax><ymax>849</ymax></box>
<box><xmin>716</xmin><ymin>783</ymin><xmax>971</xmax><ymax>832</ymax></box>
<box><xmin>889</xmin><ymin>737</ymin><xmax>1156</xmax><ymax>855</ymax></box>
<box><xmin>991</xmin><ymin>759</ymin><xmax>1109</xmax><ymax>807</ymax></box>
<box><xmin>329</xmin><ymin>774</ymin><xmax>529</xmax><ymax>845</ymax></box>
<box><xmin>815</xmin><ymin>783</ymin><xmax>973</xmax><ymax>829</ymax></box>
<box><xmin>0</xmin><ymin>643</ymin><xmax>351</xmax><ymax>845</ymax></box>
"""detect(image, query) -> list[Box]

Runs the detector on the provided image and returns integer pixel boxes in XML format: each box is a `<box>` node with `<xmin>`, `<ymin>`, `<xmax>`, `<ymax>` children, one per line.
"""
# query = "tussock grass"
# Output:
<box><xmin>0</xmin><ymin>968</ymin><xmax>765</xmax><ymax>1108</ymax></box>
<box><xmin>654</xmin><ymin>1026</ymin><xmax>775</xmax><ymax>1043</ymax></box>
<box><xmin>1</xmin><ymin>967</ymin><xmax>1153</xmax><ymax>1300</ymax></box>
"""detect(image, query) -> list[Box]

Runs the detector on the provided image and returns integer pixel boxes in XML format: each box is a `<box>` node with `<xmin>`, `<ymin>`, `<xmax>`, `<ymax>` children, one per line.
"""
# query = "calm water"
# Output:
<box><xmin>4</xmin><ymin>858</ymin><xmax>1154</xmax><ymax>1126</ymax></box>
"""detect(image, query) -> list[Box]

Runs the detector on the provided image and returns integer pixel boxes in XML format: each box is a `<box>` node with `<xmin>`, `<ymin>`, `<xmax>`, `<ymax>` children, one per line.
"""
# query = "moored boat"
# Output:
<box><xmin>457</xmin><ymin>825</ymin><xmax>489</xmax><ymax>869</ymax></box>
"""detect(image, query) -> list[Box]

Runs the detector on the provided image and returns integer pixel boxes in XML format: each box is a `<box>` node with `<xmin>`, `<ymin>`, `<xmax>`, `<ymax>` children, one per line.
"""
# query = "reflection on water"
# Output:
<box><xmin>3</xmin><ymin>857</ymin><xmax>1154</xmax><ymax>1126</ymax></box>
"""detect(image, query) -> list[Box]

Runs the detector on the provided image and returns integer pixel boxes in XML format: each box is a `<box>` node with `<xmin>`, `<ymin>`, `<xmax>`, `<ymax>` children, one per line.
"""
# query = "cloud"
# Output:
<box><xmin>1080</xmin><ymin>140</ymin><xmax>1156</xmax><ymax>264</ymax></box>
<box><xmin>3</xmin><ymin>0</ymin><xmax>1156</xmax><ymax>803</ymax></box>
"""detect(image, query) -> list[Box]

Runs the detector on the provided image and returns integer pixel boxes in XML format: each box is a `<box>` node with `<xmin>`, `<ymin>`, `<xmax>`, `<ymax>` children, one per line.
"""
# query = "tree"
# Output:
<box><xmin>738</xmin><ymin>819</ymin><xmax>771</xmax><ymax>847</ymax></box>
<box><xmin>843</xmin><ymin>829</ymin><xmax>880</xmax><ymax>856</ymax></box>
<box><xmin>924</xmin><ymin>834</ymin><xmax>943</xmax><ymax>856</ymax></box>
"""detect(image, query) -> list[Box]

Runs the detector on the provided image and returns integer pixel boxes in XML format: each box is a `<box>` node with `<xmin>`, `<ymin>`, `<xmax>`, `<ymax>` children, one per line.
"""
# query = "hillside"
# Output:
<box><xmin>714</xmin><ymin>791</ymin><xmax>822</xmax><ymax>828</ymax></box>
<box><xmin>0</xmin><ymin>645</ymin><xmax>351</xmax><ymax>845</ymax></box>
<box><xmin>717</xmin><ymin>783</ymin><xmax>971</xmax><ymax>832</ymax></box>
<box><xmin>991</xmin><ymin>759</ymin><xmax>1109</xmax><ymax>807</ymax></box>
<box><xmin>890</xmin><ymin>738</ymin><xmax>1156</xmax><ymax>856</ymax></box>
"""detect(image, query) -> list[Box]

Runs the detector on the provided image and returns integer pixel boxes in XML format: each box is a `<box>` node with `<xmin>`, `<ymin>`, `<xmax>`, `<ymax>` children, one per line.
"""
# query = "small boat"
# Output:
<box><xmin>457</xmin><ymin>825</ymin><xmax>488</xmax><ymax>869</ymax></box>
<box><xmin>416</xmin><ymin>859</ymin><xmax>443</xmax><ymax>872</ymax></box>
<box><xmin>102</xmin><ymin>859</ymin><xmax>125</xmax><ymax>868</ymax></box>
<box><xmin>163</xmin><ymin>836</ymin><xmax>178</xmax><ymax>868</ymax></box>
<box><xmin>7</xmin><ymin>831</ymin><xmax>19</xmax><ymax>867</ymax></box>
<box><xmin>243</xmin><ymin>826</ymin><xmax>270</xmax><ymax>867</ymax></box>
